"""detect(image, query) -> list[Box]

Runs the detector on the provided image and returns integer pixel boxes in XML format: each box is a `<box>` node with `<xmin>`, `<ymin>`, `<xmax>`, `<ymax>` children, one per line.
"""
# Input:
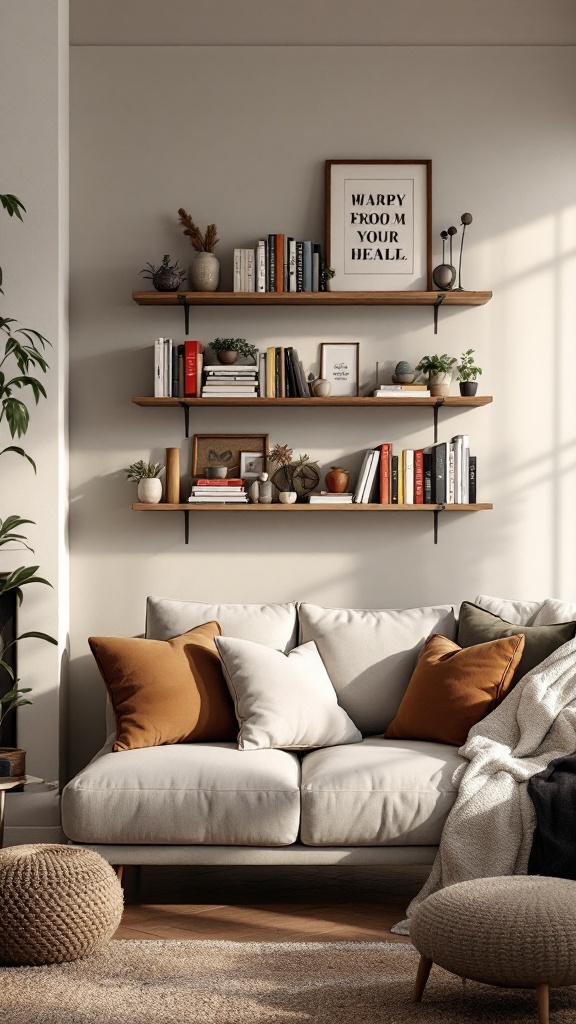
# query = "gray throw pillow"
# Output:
<box><xmin>457</xmin><ymin>601</ymin><xmax>576</xmax><ymax>684</ymax></box>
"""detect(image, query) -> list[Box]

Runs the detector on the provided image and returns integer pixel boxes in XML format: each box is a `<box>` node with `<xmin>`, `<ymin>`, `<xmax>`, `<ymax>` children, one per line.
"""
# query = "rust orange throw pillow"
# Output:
<box><xmin>385</xmin><ymin>632</ymin><xmax>525</xmax><ymax>747</ymax></box>
<box><xmin>89</xmin><ymin>621</ymin><xmax>238</xmax><ymax>751</ymax></box>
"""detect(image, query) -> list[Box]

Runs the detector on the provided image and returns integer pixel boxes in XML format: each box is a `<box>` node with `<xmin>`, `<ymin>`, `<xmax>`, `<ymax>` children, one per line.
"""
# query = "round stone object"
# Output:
<box><xmin>411</xmin><ymin>875</ymin><xmax>576</xmax><ymax>989</ymax></box>
<box><xmin>0</xmin><ymin>844</ymin><xmax>123</xmax><ymax>965</ymax></box>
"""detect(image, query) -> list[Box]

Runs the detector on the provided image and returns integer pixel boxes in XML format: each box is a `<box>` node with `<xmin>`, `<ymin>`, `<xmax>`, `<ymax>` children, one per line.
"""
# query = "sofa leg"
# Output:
<box><xmin>536</xmin><ymin>983</ymin><xmax>549</xmax><ymax>1024</ymax></box>
<box><xmin>412</xmin><ymin>955</ymin><xmax>433</xmax><ymax>1002</ymax></box>
<box><xmin>113</xmin><ymin>865</ymin><xmax>124</xmax><ymax>884</ymax></box>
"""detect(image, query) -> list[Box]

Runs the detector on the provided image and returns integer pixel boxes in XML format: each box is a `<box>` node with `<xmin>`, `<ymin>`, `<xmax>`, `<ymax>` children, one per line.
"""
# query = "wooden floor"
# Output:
<box><xmin>114</xmin><ymin>864</ymin><xmax>428</xmax><ymax>943</ymax></box>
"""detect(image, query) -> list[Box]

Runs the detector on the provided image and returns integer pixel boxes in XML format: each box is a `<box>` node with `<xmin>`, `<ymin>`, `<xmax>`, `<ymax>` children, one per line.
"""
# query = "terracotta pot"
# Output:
<box><xmin>217</xmin><ymin>350</ymin><xmax>238</xmax><ymax>365</ymax></box>
<box><xmin>0</xmin><ymin>747</ymin><xmax>26</xmax><ymax>778</ymax></box>
<box><xmin>459</xmin><ymin>381</ymin><xmax>478</xmax><ymax>396</ymax></box>
<box><xmin>428</xmin><ymin>372</ymin><xmax>452</xmax><ymax>398</ymax></box>
<box><xmin>325</xmin><ymin>466</ymin><xmax>350</xmax><ymax>493</ymax></box>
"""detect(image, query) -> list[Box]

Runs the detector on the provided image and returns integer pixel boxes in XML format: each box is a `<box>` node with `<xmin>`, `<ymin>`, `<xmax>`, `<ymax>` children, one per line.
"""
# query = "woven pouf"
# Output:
<box><xmin>0</xmin><ymin>844</ymin><xmax>123</xmax><ymax>965</ymax></box>
<box><xmin>411</xmin><ymin>876</ymin><xmax>576</xmax><ymax>1022</ymax></box>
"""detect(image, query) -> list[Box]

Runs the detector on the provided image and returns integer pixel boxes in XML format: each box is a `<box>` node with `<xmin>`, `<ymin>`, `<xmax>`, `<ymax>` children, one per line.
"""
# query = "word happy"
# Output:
<box><xmin>350</xmin><ymin>193</ymin><xmax>408</xmax><ymax>262</ymax></box>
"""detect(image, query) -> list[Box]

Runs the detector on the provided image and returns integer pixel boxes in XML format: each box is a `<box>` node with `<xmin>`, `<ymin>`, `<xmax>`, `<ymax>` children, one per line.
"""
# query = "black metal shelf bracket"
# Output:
<box><xmin>433</xmin><ymin>293</ymin><xmax>446</xmax><ymax>334</ymax></box>
<box><xmin>178</xmin><ymin>401</ymin><xmax>190</xmax><ymax>438</ymax></box>
<box><xmin>433</xmin><ymin>503</ymin><xmax>446</xmax><ymax>544</ymax></box>
<box><xmin>184</xmin><ymin>510</ymin><xmax>190</xmax><ymax>544</ymax></box>
<box><xmin>177</xmin><ymin>293</ymin><xmax>190</xmax><ymax>336</ymax></box>
<box><xmin>433</xmin><ymin>396</ymin><xmax>444</xmax><ymax>442</ymax></box>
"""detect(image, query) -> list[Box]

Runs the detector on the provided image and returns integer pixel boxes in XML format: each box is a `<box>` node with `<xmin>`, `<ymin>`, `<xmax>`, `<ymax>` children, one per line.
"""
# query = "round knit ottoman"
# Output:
<box><xmin>0</xmin><ymin>844</ymin><xmax>124</xmax><ymax>965</ymax></box>
<box><xmin>411</xmin><ymin>876</ymin><xmax>576</xmax><ymax>1024</ymax></box>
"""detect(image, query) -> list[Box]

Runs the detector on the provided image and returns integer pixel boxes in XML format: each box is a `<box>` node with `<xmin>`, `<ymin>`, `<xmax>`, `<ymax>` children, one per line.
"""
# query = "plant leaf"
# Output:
<box><xmin>0</xmin><ymin>446</ymin><xmax>36</xmax><ymax>470</ymax></box>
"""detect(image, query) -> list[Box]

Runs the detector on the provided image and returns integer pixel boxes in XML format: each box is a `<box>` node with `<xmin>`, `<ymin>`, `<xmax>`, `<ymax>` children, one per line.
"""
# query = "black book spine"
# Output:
<box><xmin>433</xmin><ymin>443</ymin><xmax>447</xmax><ymax>504</ymax></box>
<box><xmin>268</xmin><ymin>234</ymin><xmax>275</xmax><ymax>294</ymax></box>
<box><xmin>171</xmin><ymin>342</ymin><xmax>179</xmax><ymax>397</ymax></box>
<box><xmin>469</xmin><ymin>456</ymin><xmax>477</xmax><ymax>503</ymax></box>
<box><xmin>285</xmin><ymin>347</ymin><xmax>298</xmax><ymax>397</ymax></box>
<box><xmin>296</xmin><ymin>241</ymin><xmax>304</xmax><ymax>292</ymax></box>
<box><xmin>423</xmin><ymin>451</ymin><xmax>432</xmax><ymax>504</ymax></box>
<box><xmin>275</xmin><ymin>347</ymin><xmax>281</xmax><ymax>398</ymax></box>
<box><xmin>391</xmin><ymin>455</ymin><xmax>399</xmax><ymax>504</ymax></box>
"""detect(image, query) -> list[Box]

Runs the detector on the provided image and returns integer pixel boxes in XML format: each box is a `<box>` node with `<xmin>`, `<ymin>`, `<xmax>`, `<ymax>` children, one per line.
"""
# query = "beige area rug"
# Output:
<box><xmin>2</xmin><ymin>940</ymin><xmax>576</xmax><ymax>1023</ymax></box>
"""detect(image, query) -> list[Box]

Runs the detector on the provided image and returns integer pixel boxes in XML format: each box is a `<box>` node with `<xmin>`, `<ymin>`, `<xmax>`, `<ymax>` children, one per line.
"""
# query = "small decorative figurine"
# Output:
<box><xmin>455</xmin><ymin>213</ymin><xmax>473</xmax><ymax>291</ymax></box>
<box><xmin>392</xmin><ymin>360</ymin><xmax>416</xmax><ymax>384</ymax></box>
<box><xmin>257</xmin><ymin>471</ymin><xmax>273</xmax><ymax>504</ymax></box>
<box><xmin>140</xmin><ymin>255</ymin><xmax>187</xmax><ymax>292</ymax></box>
<box><xmin>432</xmin><ymin>230</ymin><xmax>456</xmax><ymax>291</ymax></box>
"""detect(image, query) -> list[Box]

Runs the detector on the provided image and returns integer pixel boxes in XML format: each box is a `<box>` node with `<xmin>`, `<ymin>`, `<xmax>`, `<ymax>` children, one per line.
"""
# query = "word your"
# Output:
<box><xmin>348</xmin><ymin>193</ymin><xmax>410</xmax><ymax>264</ymax></box>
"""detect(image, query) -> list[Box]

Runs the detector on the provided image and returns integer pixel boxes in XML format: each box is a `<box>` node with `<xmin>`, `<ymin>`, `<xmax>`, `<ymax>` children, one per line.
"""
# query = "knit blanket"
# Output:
<box><xmin>392</xmin><ymin>636</ymin><xmax>576</xmax><ymax>934</ymax></box>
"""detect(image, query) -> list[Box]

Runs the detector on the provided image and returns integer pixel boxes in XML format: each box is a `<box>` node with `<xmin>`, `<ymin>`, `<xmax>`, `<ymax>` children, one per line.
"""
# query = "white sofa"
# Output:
<box><xmin>61</xmin><ymin>593</ymin><xmax>558</xmax><ymax>867</ymax></box>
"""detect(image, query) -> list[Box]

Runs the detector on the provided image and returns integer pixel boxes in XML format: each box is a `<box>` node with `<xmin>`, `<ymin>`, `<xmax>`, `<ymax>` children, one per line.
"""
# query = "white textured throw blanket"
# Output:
<box><xmin>393</xmin><ymin>636</ymin><xmax>576</xmax><ymax>934</ymax></box>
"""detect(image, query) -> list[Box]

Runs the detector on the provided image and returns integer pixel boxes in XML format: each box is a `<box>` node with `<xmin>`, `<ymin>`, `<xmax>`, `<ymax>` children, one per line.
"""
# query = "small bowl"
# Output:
<box><xmin>204</xmin><ymin>466</ymin><xmax>227</xmax><ymax>479</ymax></box>
<box><xmin>278</xmin><ymin>491</ymin><xmax>298</xmax><ymax>504</ymax></box>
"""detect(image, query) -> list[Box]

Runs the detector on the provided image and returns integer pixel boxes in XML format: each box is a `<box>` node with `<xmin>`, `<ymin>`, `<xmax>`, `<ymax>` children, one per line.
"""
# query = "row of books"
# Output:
<box><xmin>260</xmin><ymin>347</ymin><xmax>310</xmax><ymax>398</ymax></box>
<box><xmin>154</xmin><ymin>339</ymin><xmax>204</xmax><ymax>398</ymax></box>
<box><xmin>354</xmin><ymin>436</ymin><xmax>477</xmax><ymax>505</ymax></box>
<box><xmin>188</xmin><ymin>478</ymin><xmax>248</xmax><ymax>504</ymax></box>
<box><xmin>373</xmin><ymin>384</ymin><xmax>431</xmax><ymax>398</ymax></box>
<box><xmin>234</xmin><ymin>236</ymin><xmax>325</xmax><ymax>293</ymax></box>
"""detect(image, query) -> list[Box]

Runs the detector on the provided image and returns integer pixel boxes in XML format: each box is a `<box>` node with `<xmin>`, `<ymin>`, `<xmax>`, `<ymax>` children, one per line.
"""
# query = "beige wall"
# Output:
<box><xmin>69</xmin><ymin>44</ymin><xmax>576</xmax><ymax>775</ymax></box>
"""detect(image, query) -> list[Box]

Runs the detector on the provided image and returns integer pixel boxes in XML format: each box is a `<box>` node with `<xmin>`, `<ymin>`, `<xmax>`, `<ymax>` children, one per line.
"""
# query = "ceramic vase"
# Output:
<box><xmin>258</xmin><ymin>472</ymin><xmax>273</xmax><ymax>503</ymax></box>
<box><xmin>248</xmin><ymin>480</ymin><xmax>260</xmax><ymax>504</ymax></box>
<box><xmin>137</xmin><ymin>478</ymin><xmax>163</xmax><ymax>503</ymax></box>
<box><xmin>428</xmin><ymin>372</ymin><xmax>452</xmax><ymax>398</ymax></box>
<box><xmin>190</xmin><ymin>253</ymin><xmax>220</xmax><ymax>292</ymax></box>
<box><xmin>278</xmin><ymin>491</ymin><xmax>297</xmax><ymax>504</ymax></box>
<box><xmin>325</xmin><ymin>466</ymin><xmax>349</xmax><ymax>493</ymax></box>
<box><xmin>312</xmin><ymin>378</ymin><xmax>331</xmax><ymax>398</ymax></box>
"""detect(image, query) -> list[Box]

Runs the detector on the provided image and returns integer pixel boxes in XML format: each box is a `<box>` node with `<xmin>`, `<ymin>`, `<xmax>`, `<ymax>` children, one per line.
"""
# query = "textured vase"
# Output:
<box><xmin>137</xmin><ymin>478</ymin><xmax>163</xmax><ymax>503</ymax></box>
<box><xmin>428</xmin><ymin>372</ymin><xmax>452</xmax><ymax>398</ymax></box>
<box><xmin>325</xmin><ymin>467</ymin><xmax>350</xmax><ymax>493</ymax></box>
<box><xmin>190</xmin><ymin>253</ymin><xmax>220</xmax><ymax>292</ymax></box>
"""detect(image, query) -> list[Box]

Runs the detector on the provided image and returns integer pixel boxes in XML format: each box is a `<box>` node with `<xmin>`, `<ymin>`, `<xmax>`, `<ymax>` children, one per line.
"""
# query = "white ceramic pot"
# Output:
<box><xmin>312</xmin><ymin>378</ymin><xmax>331</xmax><ymax>398</ymax></box>
<box><xmin>190</xmin><ymin>253</ymin><xmax>220</xmax><ymax>292</ymax></box>
<box><xmin>428</xmin><ymin>372</ymin><xmax>452</xmax><ymax>398</ymax></box>
<box><xmin>137</xmin><ymin>478</ymin><xmax>163</xmax><ymax>503</ymax></box>
<box><xmin>278</xmin><ymin>491</ymin><xmax>297</xmax><ymax>504</ymax></box>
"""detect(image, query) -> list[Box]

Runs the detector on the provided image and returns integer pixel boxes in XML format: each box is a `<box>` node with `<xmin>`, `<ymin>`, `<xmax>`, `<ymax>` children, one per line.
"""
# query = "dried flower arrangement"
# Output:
<box><xmin>177</xmin><ymin>208</ymin><xmax>219</xmax><ymax>253</ymax></box>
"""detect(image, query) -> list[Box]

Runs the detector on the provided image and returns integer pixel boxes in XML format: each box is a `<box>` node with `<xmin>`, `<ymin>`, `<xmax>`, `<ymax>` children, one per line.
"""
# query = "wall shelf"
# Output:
<box><xmin>132</xmin><ymin>395</ymin><xmax>493</xmax><ymax>409</ymax></box>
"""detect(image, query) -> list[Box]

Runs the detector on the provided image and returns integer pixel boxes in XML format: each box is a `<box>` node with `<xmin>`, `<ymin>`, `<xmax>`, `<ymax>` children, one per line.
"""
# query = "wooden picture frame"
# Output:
<box><xmin>320</xmin><ymin>342</ymin><xmax>360</xmax><ymax>397</ymax></box>
<box><xmin>325</xmin><ymin>159</ymin><xmax>432</xmax><ymax>291</ymax></box>
<box><xmin>192</xmin><ymin>434</ymin><xmax>268</xmax><ymax>479</ymax></box>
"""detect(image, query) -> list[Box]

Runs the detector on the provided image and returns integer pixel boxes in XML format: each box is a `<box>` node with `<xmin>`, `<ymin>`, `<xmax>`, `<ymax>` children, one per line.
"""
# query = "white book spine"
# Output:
<box><xmin>256</xmin><ymin>241</ymin><xmax>266</xmax><ymax>292</ymax></box>
<box><xmin>166</xmin><ymin>338</ymin><xmax>173</xmax><ymax>399</ymax></box>
<box><xmin>240</xmin><ymin>249</ymin><xmax>246</xmax><ymax>292</ymax></box>
<box><xmin>462</xmin><ymin>436</ymin><xmax>470</xmax><ymax>503</ymax></box>
<box><xmin>452</xmin><ymin>436</ymin><xmax>463</xmax><ymax>503</ymax></box>
<box><xmin>354</xmin><ymin>451</ymin><xmax>373</xmax><ymax>503</ymax></box>
<box><xmin>154</xmin><ymin>337</ymin><xmax>164</xmax><ymax>397</ymax></box>
<box><xmin>259</xmin><ymin>351</ymin><xmax>266</xmax><ymax>397</ymax></box>
<box><xmin>288</xmin><ymin>239</ymin><xmax>297</xmax><ymax>292</ymax></box>
<box><xmin>312</xmin><ymin>251</ymin><xmax>320</xmax><ymax>292</ymax></box>
<box><xmin>361</xmin><ymin>450</ymin><xmax>380</xmax><ymax>503</ymax></box>
<box><xmin>233</xmin><ymin>249</ymin><xmax>241</xmax><ymax>292</ymax></box>
<box><xmin>246</xmin><ymin>249</ymin><xmax>255</xmax><ymax>292</ymax></box>
<box><xmin>448</xmin><ymin>444</ymin><xmax>455</xmax><ymax>504</ymax></box>
<box><xmin>404</xmin><ymin>449</ymin><xmax>414</xmax><ymax>504</ymax></box>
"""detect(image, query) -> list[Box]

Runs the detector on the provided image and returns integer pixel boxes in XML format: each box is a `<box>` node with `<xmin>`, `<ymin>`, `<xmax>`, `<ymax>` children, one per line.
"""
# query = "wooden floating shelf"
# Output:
<box><xmin>132</xmin><ymin>396</ymin><xmax>493</xmax><ymax>409</ymax></box>
<box><xmin>133</xmin><ymin>290</ymin><xmax>492</xmax><ymax>308</ymax></box>
<box><xmin>133</xmin><ymin>503</ymin><xmax>492</xmax><ymax>513</ymax></box>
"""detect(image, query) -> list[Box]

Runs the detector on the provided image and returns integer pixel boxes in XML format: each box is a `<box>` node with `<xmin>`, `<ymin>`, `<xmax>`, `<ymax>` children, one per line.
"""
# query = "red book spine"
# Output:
<box><xmin>184</xmin><ymin>341</ymin><xmax>202</xmax><ymax>396</ymax></box>
<box><xmin>379</xmin><ymin>443</ymin><xmax>391</xmax><ymax>503</ymax></box>
<box><xmin>194</xmin><ymin>478</ymin><xmax>244</xmax><ymax>486</ymax></box>
<box><xmin>275</xmin><ymin>234</ymin><xmax>284</xmax><ymax>292</ymax></box>
<box><xmin>414</xmin><ymin>449</ymin><xmax>424</xmax><ymax>504</ymax></box>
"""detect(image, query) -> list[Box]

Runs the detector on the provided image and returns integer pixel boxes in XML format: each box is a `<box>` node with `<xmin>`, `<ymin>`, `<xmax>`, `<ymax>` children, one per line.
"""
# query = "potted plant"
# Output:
<box><xmin>140</xmin><ymin>254</ymin><xmax>186</xmax><ymax>292</ymax></box>
<box><xmin>0</xmin><ymin>192</ymin><xmax>57</xmax><ymax>775</ymax></box>
<box><xmin>125</xmin><ymin>460</ymin><xmax>165</xmax><ymax>503</ymax></box>
<box><xmin>322</xmin><ymin>266</ymin><xmax>336</xmax><ymax>291</ymax></box>
<box><xmin>416</xmin><ymin>353</ymin><xmax>457</xmax><ymax>398</ymax></box>
<box><xmin>457</xmin><ymin>348</ymin><xmax>482</xmax><ymax>396</ymax></box>
<box><xmin>177</xmin><ymin>207</ymin><xmax>220</xmax><ymax>292</ymax></box>
<box><xmin>209</xmin><ymin>338</ymin><xmax>258</xmax><ymax>366</ymax></box>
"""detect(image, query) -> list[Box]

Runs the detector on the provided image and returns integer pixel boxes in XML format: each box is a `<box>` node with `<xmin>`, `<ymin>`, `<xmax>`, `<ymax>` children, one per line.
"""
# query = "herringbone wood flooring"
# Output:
<box><xmin>114</xmin><ymin>865</ymin><xmax>427</xmax><ymax>942</ymax></box>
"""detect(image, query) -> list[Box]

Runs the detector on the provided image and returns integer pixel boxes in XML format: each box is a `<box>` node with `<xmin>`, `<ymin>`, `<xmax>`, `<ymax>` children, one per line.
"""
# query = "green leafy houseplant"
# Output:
<box><xmin>0</xmin><ymin>193</ymin><xmax>57</xmax><ymax>746</ymax></box>
<box><xmin>457</xmin><ymin>348</ymin><xmax>483</xmax><ymax>382</ymax></box>
<box><xmin>124</xmin><ymin>460</ymin><xmax>165</xmax><ymax>482</ymax></box>
<box><xmin>209</xmin><ymin>338</ymin><xmax>258</xmax><ymax>362</ymax></box>
<box><xmin>416</xmin><ymin>353</ymin><xmax>457</xmax><ymax>376</ymax></box>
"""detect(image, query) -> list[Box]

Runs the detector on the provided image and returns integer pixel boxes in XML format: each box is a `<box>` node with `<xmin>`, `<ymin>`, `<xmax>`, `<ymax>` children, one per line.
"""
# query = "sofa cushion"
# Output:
<box><xmin>457</xmin><ymin>602</ymin><xmax>576</xmax><ymax>684</ymax></box>
<box><xmin>215</xmin><ymin>637</ymin><xmax>361</xmax><ymax>750</ymax></box>
<box><xmin>474</xmin><ymin>594</ymin><xmax>542</xmax><ymax>626</ymax></box>
<box><xmin>533</xmin><ymin>598</ymin><xmax>576</xmax><ymax>625</ymax></box>
<box><xmin>146</xmin><ymin>596</ymin><xmax>298</xmax><ymax>652</ymax></box>
<box><xmin>300</xmin><ymin>738</ymin><xmax>464</xmax><ymax>846</ymax></box>
<box><xmin>90</xmin><ymin>622</ymin><xmax>238</xmax><ymax>752</ymax></box>
<box><xmin>298</xmin><ymin>602</ymin><xmax>457</xmax><ymax>734</ymax></box>
<box><xmin>384</xmin><ymin>632</ymin><xmax>525</xmax><ymax>746</ymax></box>
<box><xmin>62</xmin><ymin>742</ymin><xmax>301</xmax><ymax>846</ymax></box>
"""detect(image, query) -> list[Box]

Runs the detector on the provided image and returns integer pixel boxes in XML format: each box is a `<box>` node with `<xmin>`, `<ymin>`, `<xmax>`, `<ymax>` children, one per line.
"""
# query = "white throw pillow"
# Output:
<box><xmin>146</xmin><ymin>596</ymin><xmax>298</xmax><ymax>652</ymax></box>
<box><xmin>474</xmin><ymin>595</ymin><xmax>542</xmax><ymax>625</ymax></box>
<box><xmin>215</xmin><ymin>636</ymin><xmax>362</xmax><ymax>751</ymax></box>
<box><xmin>533</xmin><ymin>598</ymin><xmax>576</xmax><ymax>625</ymax></box>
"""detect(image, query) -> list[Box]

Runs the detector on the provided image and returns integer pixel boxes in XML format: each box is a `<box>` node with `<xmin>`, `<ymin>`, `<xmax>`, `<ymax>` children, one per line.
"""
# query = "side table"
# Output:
<box><xmin>0</xmin><ymin>776</ymin><xmax>46</xmax><ymax>848</ymax></box>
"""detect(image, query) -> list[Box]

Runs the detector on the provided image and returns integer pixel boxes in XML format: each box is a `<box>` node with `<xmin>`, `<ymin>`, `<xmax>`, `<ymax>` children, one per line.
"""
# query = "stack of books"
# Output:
<box><xmin>154</xmin><ymin>339</ymin><xmax>204</xmax><ymax>398</ymax></box>
<box><xmin>234</xmin><ymin>235</ymin><xmax>325</xmax><ymax>293</ymax></box>
<box><xmin>202</xmin><ymin>365</ymin><xmax>259</xmax><ymax>398</ymax></box>
<box><xmin>308</xmin><ymin>492</ymin><xmax>354</xmax><ymax>504</ymax></box>
<box><xmin>373</xmin><ymin>384</ymin><xmax>431</xmax><ymax>398</ymax></box>
<box><xmin>260</xmin><ymin>347</ymin><xmax>311</xmax><ymax>398</ymax></box>
<box><xmin>188</xmin><ymin>478</ymin><xmax>248</xmax><ymax>504</ymax></box>
<box><xmin>354</xmin><ymin>436</ymin><xmax>477</xmax><ymax>504</ymax></box>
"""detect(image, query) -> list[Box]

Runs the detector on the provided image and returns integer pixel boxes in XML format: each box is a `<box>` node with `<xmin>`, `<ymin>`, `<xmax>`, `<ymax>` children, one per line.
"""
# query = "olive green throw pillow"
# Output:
<box><xmin>457</xmin><ymin>602</ymin><xmax>576</xmax><ymax>685</ymax></box>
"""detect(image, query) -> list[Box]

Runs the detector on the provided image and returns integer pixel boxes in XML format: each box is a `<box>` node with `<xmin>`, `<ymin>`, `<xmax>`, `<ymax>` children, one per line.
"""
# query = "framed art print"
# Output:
<box><xmin>320</xmin><ymin>342</ymin><xmax>359</xmax><ymax>397</ymax></box>
<box><xmin>192</xmin><ymin>434</ymin><xmax>268</xmax><ymax>479</ymax></box>
<box><xmin>325</xmin><ymin>160</ymin><xmax>432</xmax><ymax>291</ymax></box>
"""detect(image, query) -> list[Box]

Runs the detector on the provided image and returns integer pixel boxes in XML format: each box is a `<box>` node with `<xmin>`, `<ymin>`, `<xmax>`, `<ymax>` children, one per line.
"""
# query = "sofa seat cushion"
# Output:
<box><xmin>62</xmin><ymin>743</ymin><xmax>301</xmax><ymax>846</ymax></box>
<box><xmin>300</xmin><ymin>738</ymin><xmax>464</xmax><ymax>847</ymax></box>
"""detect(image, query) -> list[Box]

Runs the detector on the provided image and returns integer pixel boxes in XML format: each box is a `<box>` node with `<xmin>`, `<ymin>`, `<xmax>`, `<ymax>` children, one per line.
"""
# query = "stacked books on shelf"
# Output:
<box><xmin>260</xmin><ymin>346</ymin><xmax>311</xmax><ymax>398</ymax></box>
<box><xmin>234</xmin><ymin>235</ymin><xmax>325</xmax><ymax>293</ymax></box>
<box><xmin>353</xmin><ymin>435</ymin><xmax>477</xmax><ymax>504</ymax></box>
<box><xmin>202</xmin><ymin>364</ymin><xmax>259</xmax><ymax>398</ymax></box>
<box><xmin>188</xmin><ymin>478</ymin><xmax>248</xmax><ymax>504</ymax></box>
<box><xmin>373</xmin><ymin>384</ymin><xmax>431</xmax><ymax>398</ymax></box>
<box><xmin>308</xmin><ymin>492</ymin><xmax>354</xmax><ymax>504</ymax></box>
<box><xmin>154</xmin><ymin>338</ymin><xmax>204</xmax><ymax>398</ymax></box>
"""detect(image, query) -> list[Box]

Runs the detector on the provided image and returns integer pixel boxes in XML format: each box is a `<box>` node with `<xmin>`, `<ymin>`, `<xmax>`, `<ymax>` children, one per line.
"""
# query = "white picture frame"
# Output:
<box><xmin>325</xmin><ymin>160</ymin><xmax>432</xmax><ymax>292</ymax></box>
<box><xmin>320</xmin><ymin>342</ymin><xmax>360</xmax><ymax>397</ymax></box>
<box><xmin>239</xmin><ymin>451</ymin><xmax>265</xmax><ymax>480</ymax></box>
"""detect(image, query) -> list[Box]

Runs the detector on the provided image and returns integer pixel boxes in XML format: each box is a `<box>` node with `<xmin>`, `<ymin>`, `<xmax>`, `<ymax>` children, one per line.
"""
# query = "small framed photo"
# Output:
<box><xmin>192</xmin><ymin>434</ymin><xmax>268</xmax><ymax>479</ymax></box>
<box><xmin>320</xmin><ymin>342</ymin><xmax>360</xmax><ymax>397</ymax></box>
<box><xmin>325</xmin><ymin>159</ymin><xmax>432</xmax><ymax>291</ymax></box>
<box><xmin>239</xmin><ymin>451</ymin><xmax>265</xmax><ymax>480</ymax></box>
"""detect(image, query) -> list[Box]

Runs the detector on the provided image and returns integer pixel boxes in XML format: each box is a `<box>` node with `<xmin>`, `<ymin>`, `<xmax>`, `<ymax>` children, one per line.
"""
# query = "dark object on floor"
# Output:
<box><xmin>528</xmin><ymin>752</ymin><xmax>576</xmax><ymax>879</ymax></box>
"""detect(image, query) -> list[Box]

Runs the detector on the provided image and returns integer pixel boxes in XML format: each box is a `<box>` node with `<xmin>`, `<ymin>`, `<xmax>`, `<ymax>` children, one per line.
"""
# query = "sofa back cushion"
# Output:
<box><xmin>146</xmin><ymin>596</ymin><xmax>298</xmax><ymax>651</ymax></box>
<box><xmin>298</xmin><ymin>602</ymin><xmax>457</xmax><ymax>734</ymax></box>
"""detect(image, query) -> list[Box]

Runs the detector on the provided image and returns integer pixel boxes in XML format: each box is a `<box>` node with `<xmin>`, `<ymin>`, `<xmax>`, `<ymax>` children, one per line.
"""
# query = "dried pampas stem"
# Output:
<box><xmin>178</xmin><ymin>207</ymin><xmax>219</xmax><ymax>253</ymax></box>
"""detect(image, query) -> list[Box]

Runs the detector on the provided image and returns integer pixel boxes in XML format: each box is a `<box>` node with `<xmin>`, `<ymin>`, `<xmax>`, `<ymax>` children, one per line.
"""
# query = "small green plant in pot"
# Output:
<box><xmin>125</xmin><ymin>460</ymin><xmax>165</xmax><ymax>504</ymax></box>
<box><xmin>416</xmin><ymin>353</ymin><xmax>457</xmax><ymax>398</ymax></box>
<box><xmin>457</xmin><ymin>348</ymin><xmax>482</xmax><ymax>396</ymax></box>
<box><xmin>209</xmin><ymin>338</ymin><xmax>258</xmax><ymax>366</ymax></box>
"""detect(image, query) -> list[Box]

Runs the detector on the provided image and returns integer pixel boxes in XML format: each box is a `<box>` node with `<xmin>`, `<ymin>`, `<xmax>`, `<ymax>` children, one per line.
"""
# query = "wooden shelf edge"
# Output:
<box><xmin>132</xmin><ymin>395</ymin><xmax>493</xmax><ymax>408</ymax></box>
<box><xmin>132</xmin><ymin>289</ymin><xmax>492</xmax><ymax>307</ymax></box>
<box><xmin>132</xmin><ymin>503</ymin><xmax>493</xmax><ymax>512</ymax></box>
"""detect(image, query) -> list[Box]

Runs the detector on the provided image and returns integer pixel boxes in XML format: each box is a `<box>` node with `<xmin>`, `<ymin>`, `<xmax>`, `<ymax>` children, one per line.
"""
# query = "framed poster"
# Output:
<box><xmin>320</xmin><ymin>342</ymin><xmax>359</xmax><ymax>397</ymax></box>
<box><xmin>192</xmin><ymin>434</ymin><xmax>268</xmax><ymax>479</ymax></box>
<box><xmin>325</xmin><ymin>160</ymin><xmax>432</xmax><ymax>291</ymax></box>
